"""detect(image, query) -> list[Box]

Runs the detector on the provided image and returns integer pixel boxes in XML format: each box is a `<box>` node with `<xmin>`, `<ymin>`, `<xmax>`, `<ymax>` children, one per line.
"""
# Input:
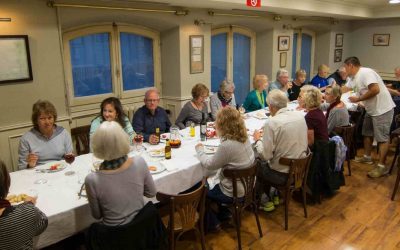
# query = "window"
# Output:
<box><xmin>63</xmin><ymin>24</ymin><xmax>160</xmax><ymax>106</ymax></box>
<box><xmin>211</xmin><ymin>27</ymin><xmax>255</xmax><ymax>105</ymax></box>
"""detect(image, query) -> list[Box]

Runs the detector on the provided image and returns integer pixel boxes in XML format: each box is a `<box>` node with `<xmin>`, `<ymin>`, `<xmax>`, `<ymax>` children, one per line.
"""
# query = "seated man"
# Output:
<box><xmin>311</xmin><ymin>64</ymin><xmax>330</xmax><ymax>90</ymax></box>
<box><xmin>386</xmin><ymin>67</ymin><xmax>400</xmax><ymax>96</ymax></box>
<box><xmin>253</xmin><ymin>89</ymin><xmax>308</xmax><ymax>211</ymax></box>
<box><xmin>328</xmin><ymin>66</ymin><xmax>348</xmax><ymax>86</ymax></box>
<box><xmin>268</xmin><ymin>69</ymin><xmax>292</xmax><ymax>96</ymax></box>
<box><xmin>132</xmin><ymin>88</ymin><xmax>171</xmax><ymax>144</ymax></box>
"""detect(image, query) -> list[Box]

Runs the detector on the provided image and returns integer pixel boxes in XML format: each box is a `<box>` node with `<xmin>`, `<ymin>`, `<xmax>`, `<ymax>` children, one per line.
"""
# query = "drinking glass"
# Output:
<box><xmin>238</xmin><ymin>105</ymin><xmax>246</xmax><ymax>116</ymax></box>
<box><xmin>169</xmin><ymin>125</ymin><xmax>181</xmax><ymax>148</ymax></box>
<box><xmin>134</xmin><ymin>133</ymin><xmax>144</xmax><ymax>152</ymax></box>
<box><xmin>64</xmin><ymin>153</ymin><xmax>76</xmax><ymax>176</ymax></box>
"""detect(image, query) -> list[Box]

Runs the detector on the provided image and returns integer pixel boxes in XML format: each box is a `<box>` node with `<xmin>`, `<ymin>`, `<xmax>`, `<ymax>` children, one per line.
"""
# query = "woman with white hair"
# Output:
<box><xmin>209</xmin><ymin>79</ymin><xmax>237</xmax><ymax>120</ymax></box>
<box><xmin>85</xmin><ymin>121</ymin><xmax>156</xmax><ymax>226</ymax></box>
<box><xmin>298</xmin><ymin>85</ymin><xmax>329</xmax><ymax>145</ymax></box>
<box><xmin>321</xmin><ymin>85</ymin><xmax>350</xmax><ymax>134</ymax></box>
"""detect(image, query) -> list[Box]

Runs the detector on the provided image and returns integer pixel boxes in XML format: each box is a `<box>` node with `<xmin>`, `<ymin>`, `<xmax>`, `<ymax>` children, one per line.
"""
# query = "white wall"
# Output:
<box><xmin>349</xmin><ymin>18</ymin><xmax>400</xmax><ymax>74</ymax></box>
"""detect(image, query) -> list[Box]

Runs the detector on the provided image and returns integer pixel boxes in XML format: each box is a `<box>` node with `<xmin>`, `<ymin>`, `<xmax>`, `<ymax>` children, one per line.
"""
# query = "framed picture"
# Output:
<box><xmin>280</xmin><ymin>52</ymin><xmax>287</xmax><ymax>68</ymax></box>
<box><xmin>0</xmin><ymin>35</ymin><xmax>33</xmax><ymax>83</ymax></box>
<box><xmin>189</xmin><ymin>35</ymin><xmax>204</xmax><ymax>74</ymax></box>
<box><xmin>373</xmin><ymin>34</ymin><xmax>390</xmax><ymax>46</ymax></box>
<box><xmin>278</xmin><ymin>36</ymin><xmax>290</xmax><ymax>51</ymax></box>
<box><xmin>335</xmin><ymin>33</ymin><xmax>343</xmax><ymax>47</ymax></box>
<box><xmin>334</xmin><ymin>49</ymin><xmax>343</xmax><ymax>63</ymax></box>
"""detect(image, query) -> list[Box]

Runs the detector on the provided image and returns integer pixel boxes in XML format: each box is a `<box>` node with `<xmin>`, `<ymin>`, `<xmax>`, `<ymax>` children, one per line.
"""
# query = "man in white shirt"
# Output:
<box><xmin>343</xmin><ymin>56</ymin><xmax>395</xmax><ymax>178</ymax></box>
<box><xmin>253</xmin><ymin>89</ymin><xmax>308</xmax><ymax>211</ymax></box>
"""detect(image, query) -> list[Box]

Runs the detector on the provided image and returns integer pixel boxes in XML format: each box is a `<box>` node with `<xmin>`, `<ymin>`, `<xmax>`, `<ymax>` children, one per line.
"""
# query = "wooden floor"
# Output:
<box><xmin>178</xmin><ymin>148</ymin><xmax>400</xmax><ymax>250</ymax></box>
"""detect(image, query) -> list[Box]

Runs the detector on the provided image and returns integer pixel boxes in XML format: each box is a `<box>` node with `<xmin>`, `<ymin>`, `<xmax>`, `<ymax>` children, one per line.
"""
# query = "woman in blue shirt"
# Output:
<box><xmin>243</xmin><ymin>75</ymin><xmax>269</xmax><ymax>112</ymax></box>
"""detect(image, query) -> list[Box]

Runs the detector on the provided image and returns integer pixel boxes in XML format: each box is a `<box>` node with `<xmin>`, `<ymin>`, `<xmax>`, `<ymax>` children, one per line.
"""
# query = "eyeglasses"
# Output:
<box><xmin>145</xmin><ymin>99</ymin><xmax>160</xmax><ymax>103</ymax></box>
<box><xmin>224</xmin><ymin>91</ymin><xmax>234</xmax><ymax>95</ymax></box>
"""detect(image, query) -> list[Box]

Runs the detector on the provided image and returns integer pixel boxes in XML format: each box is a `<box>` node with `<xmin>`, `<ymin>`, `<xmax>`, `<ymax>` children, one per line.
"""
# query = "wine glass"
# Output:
<box><xmin>64</xmin><ymin>153</ymin><xmax>76</xmax><ymax>176</ymax></box>
<box><xmin>238</xmin><ymin>105</ymin><xmax>246</xmax><ymax>116</ymax></box>
<box><xmin>134</xmin><ymin>133</ymin><xmax>144</xmax><ymax>152</ymax></box>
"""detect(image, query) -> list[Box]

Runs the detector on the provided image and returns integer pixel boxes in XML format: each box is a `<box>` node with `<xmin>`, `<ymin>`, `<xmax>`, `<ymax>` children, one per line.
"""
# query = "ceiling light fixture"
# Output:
<box><xmin>389</xmin><ymin>0</ymin><xmax>400</xmax><ymax>4</ymax></box>
<box><xmin>0</xmin><ymin>18</ymin><xmax>12</xmax><ymax>22</ymax></box>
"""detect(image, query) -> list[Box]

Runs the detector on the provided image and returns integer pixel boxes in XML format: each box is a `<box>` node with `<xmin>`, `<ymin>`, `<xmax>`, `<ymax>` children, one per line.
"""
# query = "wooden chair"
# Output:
<box><xmin>222</xmin><ymin>162</ymin><xmax>263</xmax><ymax>250</ymax></box>
<box><xmin>265</xmin><ymin>152</ymin><xmax>313</xmax><ymax>230</ymax></box>
<box><xmin>156</xmin><ymin>179</ymin><xmax>207</xmax><ymax>250</ymax></box>
<box><xmin>389</xmin><ymin>128</ymin><xmax>400</xmax><ymax>174</ymax></box>
<box><xmin>391</xmin><ymin>164</ymin><xmax>400</xmax><ymax>201</ymax></box>
<box><xmin>71</xmin><ymin>125</ymin><xmax>91</xmax><ymax>155</ymax></box>
<box><xmin>334</xmin><ymin>124</ymin><xmax>356</xmax><ymax>176</ymax></box>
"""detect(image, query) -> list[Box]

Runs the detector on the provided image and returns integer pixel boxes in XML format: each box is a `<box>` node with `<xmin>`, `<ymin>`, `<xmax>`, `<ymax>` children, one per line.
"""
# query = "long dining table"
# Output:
<box><xmin>8</xmin><ymin>95</ymin><xmax>356</xmax><ymax>249</ymax></box>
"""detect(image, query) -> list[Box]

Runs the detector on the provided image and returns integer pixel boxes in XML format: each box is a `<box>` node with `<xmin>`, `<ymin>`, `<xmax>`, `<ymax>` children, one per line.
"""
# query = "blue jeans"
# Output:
<box><xmin>205</xmin><ymin>184</ymin><xmax>233</xmax><ymax>231</ymax></box>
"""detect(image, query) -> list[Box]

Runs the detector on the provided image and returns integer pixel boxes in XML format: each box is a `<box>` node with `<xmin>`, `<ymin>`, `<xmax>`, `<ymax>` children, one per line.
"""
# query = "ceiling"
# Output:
<box><xmin>98</xmin><ymin>0</ymin><xmax>400</xmax><ymax>19</ymax></box>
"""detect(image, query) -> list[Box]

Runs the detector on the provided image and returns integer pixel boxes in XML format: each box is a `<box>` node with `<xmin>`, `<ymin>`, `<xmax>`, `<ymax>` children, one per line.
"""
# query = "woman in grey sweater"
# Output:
<box><xmin>195</xmin><ymin>106</ymin><xmax>254</xmax><ymax>230</ymax></box>
<box><xmin>321</xmin><ymin>85</ymin><xmax>350</xmax><ymax>134</ymax></box>
<box><xmin>85</xmin><ymin>121</ymin><xmax>156</xmax><ymax>226</ymax></box>
<box><xmin>209</xmin><ymin>79</ymin><xmax>237</xmax><ymax>121</ymax></box>
<box><xmin>175</xmin><ymin>83</ymin><xmax>210</xmax><ymax>129</ymax></box>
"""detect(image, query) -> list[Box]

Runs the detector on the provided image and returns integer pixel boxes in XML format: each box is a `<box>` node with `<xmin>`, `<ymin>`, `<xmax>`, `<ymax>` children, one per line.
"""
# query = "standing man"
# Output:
<box><xmin>344</xmin><ymin>57</ymin><xmax>395</xmax><ymax>178</ymax></box>
<box><xmin>132</xmin><ymin>88</ymin><xmax>171</xmax><ymax>144</ymax></box>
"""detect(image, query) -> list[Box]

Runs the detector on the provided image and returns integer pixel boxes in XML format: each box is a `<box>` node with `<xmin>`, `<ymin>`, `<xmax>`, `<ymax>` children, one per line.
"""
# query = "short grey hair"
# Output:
<box><xmin>91</xmin><ymin>121</ymin><xmax>130</xmax><ymax>160</ymax></box>
<box><xmin>276</xmin><ymin>69</ymin><xmax>289</xmax><ymax>80</ymax></box>
<box><xmin>267</xmin><ymin>89</ymin><xmax>288</xmax><ymax>110</ymax></box>
<box><xmin>220</xmin><ymin>79</ymin><xmax>235</xmax><ymax>92</ymax></box>
<box><xmin>338</xmin><ymin>66</ymin><xmax>346</xmax><ymax>73</ymax></box>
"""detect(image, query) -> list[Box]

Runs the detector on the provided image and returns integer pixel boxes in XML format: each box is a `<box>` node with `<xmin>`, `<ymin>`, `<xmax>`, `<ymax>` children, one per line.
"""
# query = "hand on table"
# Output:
<box><xmin>27</xmin><ymin>153</ymin><xmax>38</xmax><ymax>168</ymax></box>
<box><xmin>149</xmin><ymin>134</ymin><xmax>159</xmax><ymax>145</ymax></box>
<box><xmin>253</xmin><ymin>129</ymin><xmax>263</xmax><ymax>141</ymax></box>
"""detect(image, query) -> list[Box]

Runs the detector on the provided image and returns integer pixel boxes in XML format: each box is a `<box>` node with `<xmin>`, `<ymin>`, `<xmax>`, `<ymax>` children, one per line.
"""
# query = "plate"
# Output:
<box><xmin>148</xmin><ymin>148</ymin><xmax>165</xmax><ymax>157</ymax></box>
<box><xmin>204</xmin><ymin>146</ymin><xmax>218</xmax><ymax>154</ymax></box>
<box><xmin>253</xmin><ymin>111</ymin><xmax>269</xmax><ymax>120</ymax></box>
<box><xmin>36</xmin><ymin>161</ymin><xmax>67</xmax><ymax>173</ymax></box>
<box><xmin>147</xmin><ymin>162</ymin><xmax>166</xmax><ymax>174</ymax></box>
<box><xmin>6</xmin><ymin>193</ymin><xmax>28</xmax><ymax>205</ymax></box>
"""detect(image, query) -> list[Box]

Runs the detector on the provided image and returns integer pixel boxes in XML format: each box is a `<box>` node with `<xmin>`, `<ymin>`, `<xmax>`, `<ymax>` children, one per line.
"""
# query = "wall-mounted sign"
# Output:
<box><xmin>246</xmin><ymin>0</ymin><xmax>261</xmax><ymax>7</ymax></box>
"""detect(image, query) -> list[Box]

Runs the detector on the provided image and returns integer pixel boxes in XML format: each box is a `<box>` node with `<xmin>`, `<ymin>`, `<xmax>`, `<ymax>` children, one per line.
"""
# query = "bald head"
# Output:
<box><xmin>144</xmin><ymin>88</ymin><xmax>160</xmax><ymax>112</ymax></box>
<box><xmin>395</xmin><ymin>67</ymin><xmax>400</xmax><ymax>80</ymax></box>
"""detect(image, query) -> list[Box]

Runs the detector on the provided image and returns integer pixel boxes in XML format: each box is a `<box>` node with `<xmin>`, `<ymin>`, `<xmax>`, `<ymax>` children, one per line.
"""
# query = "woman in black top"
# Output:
<box><xmin>288</xmin><ymin>69</ymin><xmax>307</xmax><ymax>101</ymax></box>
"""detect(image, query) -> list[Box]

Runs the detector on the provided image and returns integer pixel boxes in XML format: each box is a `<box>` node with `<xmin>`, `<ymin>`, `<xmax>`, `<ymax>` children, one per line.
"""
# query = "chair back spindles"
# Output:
<box><xmin>71</xmin><ymin>125</ymin><xmax>91</xmax><ymax>155</ymax></box>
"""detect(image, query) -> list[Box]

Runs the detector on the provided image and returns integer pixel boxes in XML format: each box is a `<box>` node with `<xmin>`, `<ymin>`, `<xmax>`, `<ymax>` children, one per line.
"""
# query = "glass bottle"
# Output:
<box><xmin>165</xmin><ymin>139</ymin><xmax>171</xmax><ymax>160</ymax></box>
<box><xmin>155</xmin><ymin>127</ymin><xmax>160</xmax><ymax>144</ymax></box>
<box><xmin>190</xmin><ymin>122</ymin><xmax>195</xmax><ymax>137</ymax></box>
<box><xmin>200</xmin><ymin>113</ymin><xmax>207</xmax><ymax>141</ymax></box>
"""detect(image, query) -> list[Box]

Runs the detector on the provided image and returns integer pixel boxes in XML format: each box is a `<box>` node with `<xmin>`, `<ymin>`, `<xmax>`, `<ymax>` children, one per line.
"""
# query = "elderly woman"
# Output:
<box><xmin>176</xmin><ymin>83</ymin><xmax>210</xmax><ymax>129</ymax></box>
<box><xmin>210</xmin><ymin>79</ymin><xmax>236</xmax><ymax>120</ymax></box>
<box><xmin>90</xmin><ymin>97</ymin><xmax>136</xmax><ymax>144</ymax></box>
<box><xmin>298</xmin><ymin>85</ymin><xmax>329</xmax><ymax>145</ymax></box>
<box><xmin>195</xmin><ymin>106</ymin><xmax>255</xmax><ymax>230</ymax></box>
<box><xmin>85</xmin><ymin>121</ymin><xmax>156</xmax><ymax>226</ymax></box>
<box><xmin>243</xmin><ymin>75</ymin><xmax>268</xmax><ymax>112</ymax></box>
<box><xmin>18</xmin><ymin>100</ymin><xmax>73</xmax><ymax>170</ymax></box>
<box><xmin>0</xmin><ymin>160</ymin><xmax>48</xmax><ymax>249</ymax></box>
<box><xmin>321</xmin><ymin>85</ymin><xmax>350</xmax><ymax>134</ymax></box>
<box><xmin>289</xmin><ymin>69</ymin><xmax>307</xmax><ymax>101</ymax></box>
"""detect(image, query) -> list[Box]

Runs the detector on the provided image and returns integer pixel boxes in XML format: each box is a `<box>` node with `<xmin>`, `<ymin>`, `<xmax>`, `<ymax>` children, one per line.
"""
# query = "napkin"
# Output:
<box><xmin>160</xmin><ymin>160</ymin><xmax>178</xmax><ymax>171</ymax></box>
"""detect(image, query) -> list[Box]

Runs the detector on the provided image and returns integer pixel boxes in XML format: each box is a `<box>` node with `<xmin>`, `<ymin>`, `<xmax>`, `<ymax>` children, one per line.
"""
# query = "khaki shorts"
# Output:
<box><xmin>362</xmin><ymin>109</ymin><xmax>394</xmax><ymax>142</ymax></box>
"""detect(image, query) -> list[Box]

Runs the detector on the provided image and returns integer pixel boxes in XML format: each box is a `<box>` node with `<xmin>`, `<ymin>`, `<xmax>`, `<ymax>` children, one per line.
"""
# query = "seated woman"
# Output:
<box><xmin>90</xmin><ymin>97</ymin><xmax>136</xmax><ymax>145</ymax></box>
<box><xmin>210</xmin><ymin>79</ymin><xmax>236</xmax><ymax>121</ymax></box>
<box><xmin>195</xmin><ymin>106</ymin><xmax>255</xmax><ymax>230</ymax></box>
<box><xmin>288</xmin><ymin>69</ymin><xmax>307</xmax><ymax>101</ymax></box>
<box><xmin>243</xmin><ymin>75</ymin><xmax>268</xmax><ymax>112</ymax></box>
<box><xmin>320</xmin><ymin>85</ymin><xmax>350</xmax><ymax>134</ymax></box>
<box><xmin>298</xmin><ymin>85</ymin><xmax>329</xmax><ymax>146</ymax></box>
<box><xmin>0</xmin><ymin>160</ymin><xmax>48</xmax><ymax>249</ymax></box>
<box><xmin>18</xmin><ymin>100</ymin><xmax>73</xmax><ymax>170</ymax></box>
<box><xmin>85</xmin><ymin>121</ymin><xmax>156</xmax><ymax>226</ymax></box>
<box><xmin>175</xmin><ymin>83</ymin><xmax>210</xmax><ymax>129</ymax></box>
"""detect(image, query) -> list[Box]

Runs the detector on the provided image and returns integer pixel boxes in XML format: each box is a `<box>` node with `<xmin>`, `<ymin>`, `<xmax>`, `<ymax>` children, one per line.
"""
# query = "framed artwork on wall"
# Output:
<box><xmin>278</xmin><ymin>36</ymin><xmax>290</xmax><ymax>51</ymax></box>
<box><xmin>189</xmin><ymin>35</ymin><xmax>204</xmax><ymax>74</ymax></box>
<box><xmin>335</xmin><ymin>33</ymin><xmax>343</xmax><ymax>47</ymax></box>
<box><xmin>280</xmin><ymin>52</ymin><xmax>287</xmax><ymax>68</ymax></box>
<box><xmin>0</xmin><ymin>35</ymin><xmax>33</xmax><ymax>84</ymax></box>
<box><xmin>373</xmin><ymin>34</ymin><xmax>390</xmax><ymax>46</ymax></box>
<box><xmin>334</xmin><ymin>49</ymin><xmax>343</xmax><ymax>62</ymax></box>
